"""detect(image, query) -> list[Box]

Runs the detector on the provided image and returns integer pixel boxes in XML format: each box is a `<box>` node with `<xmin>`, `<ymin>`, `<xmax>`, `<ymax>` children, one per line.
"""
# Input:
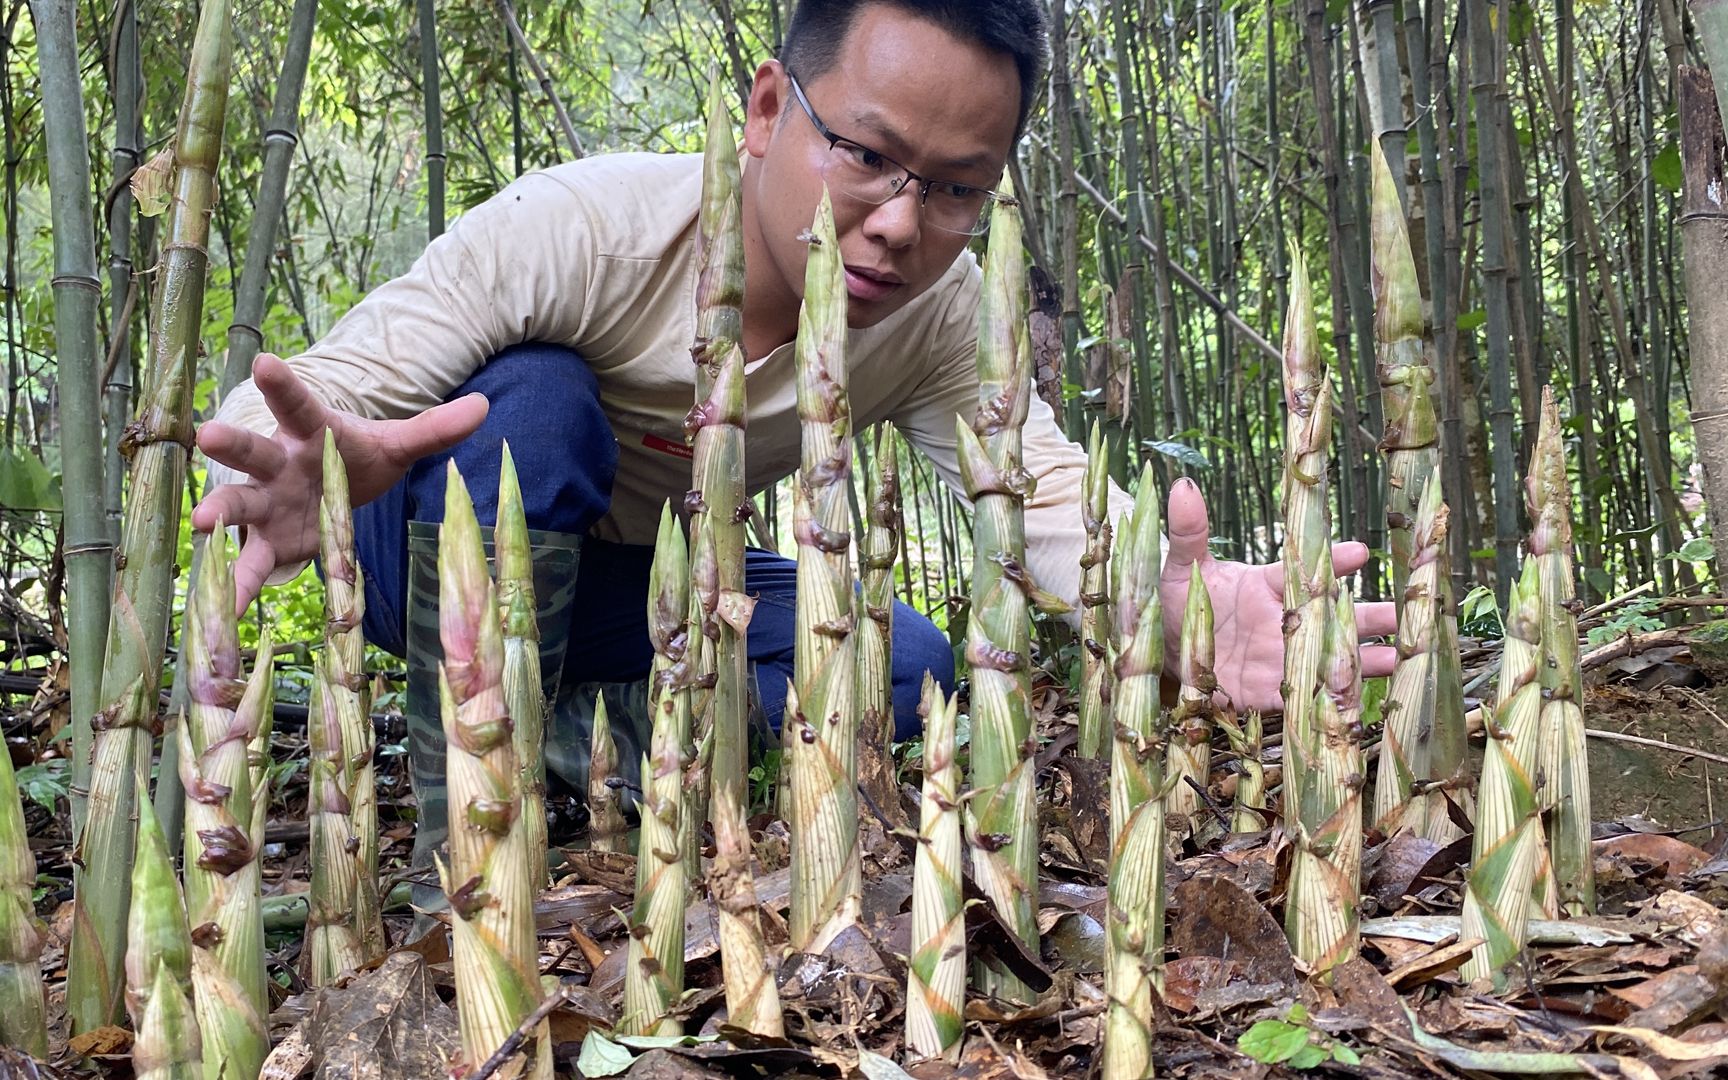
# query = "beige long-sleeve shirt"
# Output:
<box><xmin>211</xmin><ymin>151</ymin><xmax>1127</xmax><ymax>611</ymax></box>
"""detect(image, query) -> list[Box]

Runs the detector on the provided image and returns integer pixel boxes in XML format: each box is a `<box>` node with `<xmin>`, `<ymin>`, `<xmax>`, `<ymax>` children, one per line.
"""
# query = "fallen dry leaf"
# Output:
<box><xmin>1170</xmin><ymin>874</ymin><xmax>1294</xmax><ymax>988</ymax></box>
<box><xmin>66</xmin><ymin>1024</ymin><xmax>131</xmax><ymax>1057</ymax></box>
<box><xmin>1383</xmin><ymin>934</ymin><xmax>1483</xmax><ymax>989</ymax></box>
<box><xmin>1595</xmin><ymin>834</ymin><xmax>1712</xmax><ymax>878</ymax></box>
<box><xmin>1594</xmin><ymin>1024</ymin><xmax>1728</xmax><ymax>1062</ymax></box>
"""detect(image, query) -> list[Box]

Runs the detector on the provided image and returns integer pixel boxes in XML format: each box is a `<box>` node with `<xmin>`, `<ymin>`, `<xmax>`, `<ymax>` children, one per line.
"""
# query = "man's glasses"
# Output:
<box><xmin>786</xmin><ymin>71</ymin><xmax>1005</xmax><ymax>237</ymax></box>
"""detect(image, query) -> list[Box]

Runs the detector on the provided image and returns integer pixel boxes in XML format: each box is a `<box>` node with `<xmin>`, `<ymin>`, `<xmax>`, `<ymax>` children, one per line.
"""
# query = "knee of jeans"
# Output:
<box><xmin>891</xmin><ymin>604</ymin><xmax>956</xmax><ymax>741</ymax></box>
<box><xmin>405</xmin><ymin>343</ymin><xmax>617</xmax><ymax>532</ymax></box>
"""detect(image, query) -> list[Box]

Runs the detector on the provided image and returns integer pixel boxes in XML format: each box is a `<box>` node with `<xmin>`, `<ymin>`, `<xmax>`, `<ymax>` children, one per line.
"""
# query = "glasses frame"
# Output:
<box><xmin>784</xmin><ymin>69</ymin><xmax>1008</xmax><ymax>236</ymax></box>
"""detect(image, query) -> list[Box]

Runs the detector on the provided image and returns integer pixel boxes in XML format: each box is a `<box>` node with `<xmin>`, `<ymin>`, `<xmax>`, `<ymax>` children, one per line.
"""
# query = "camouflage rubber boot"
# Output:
<box><xmin>403</xmin><ymin>520</ymin><xmax>582</xmax><ymax>914</ymax></box>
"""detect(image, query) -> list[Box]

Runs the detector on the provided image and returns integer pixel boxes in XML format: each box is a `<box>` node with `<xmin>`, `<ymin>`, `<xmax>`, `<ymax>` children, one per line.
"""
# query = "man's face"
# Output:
<box><xmin>743</xmin><ymin>5</ymin><xmax>1022</xmax><ymax>331</ymax></box>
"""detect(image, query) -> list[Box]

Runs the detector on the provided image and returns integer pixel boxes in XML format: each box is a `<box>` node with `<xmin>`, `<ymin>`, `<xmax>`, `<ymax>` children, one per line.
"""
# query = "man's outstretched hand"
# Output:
<box><xmin>1160</xmin><ymin>476</ymin><xmax>1397</xmax><ymax>713</ymax></box>
<box><xmin>191</xmin><ymin>354</ymin><xmax>488</xmax><ymax>614</ymax></box>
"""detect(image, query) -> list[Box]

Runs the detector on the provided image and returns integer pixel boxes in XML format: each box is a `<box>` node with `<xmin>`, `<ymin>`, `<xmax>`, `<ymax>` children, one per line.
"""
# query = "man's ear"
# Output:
<box><xmin>743</xmin><ymin>59</ymin><xmax>786</xmax><ymax>158</ymax></box>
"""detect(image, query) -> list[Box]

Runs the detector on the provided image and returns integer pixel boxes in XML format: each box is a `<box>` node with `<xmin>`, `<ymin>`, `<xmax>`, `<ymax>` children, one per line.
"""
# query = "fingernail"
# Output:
<box><xmin>1176</xmin><ymin>476</ymin><xmax>1199</xmax><ymax>492</ymax></box>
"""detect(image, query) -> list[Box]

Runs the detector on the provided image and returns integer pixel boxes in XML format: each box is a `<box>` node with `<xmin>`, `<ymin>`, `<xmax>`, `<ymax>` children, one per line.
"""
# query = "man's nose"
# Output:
<box><xmin>861</xmin><ymin>183</ymin><xmax>922</xmax><ymax>250</ymax></box>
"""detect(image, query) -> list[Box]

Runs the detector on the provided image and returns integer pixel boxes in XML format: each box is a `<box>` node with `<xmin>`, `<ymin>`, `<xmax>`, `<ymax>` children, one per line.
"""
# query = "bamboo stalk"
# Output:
<box><xmin>497</xmin><ymin>444</ymin><xmax>549</xmax><ymax>885</ymax></box>
<box><xmin>1286</xmin><ymin>591</ymin><xmax>1366</xmax><ymax>977</ymax></box>
<box><xmin>127</xmin><ymin>781</ymin><xmax>201</xmax><ymax>1080</ymax></box>
<box><xmin>437</xmin><ymin>464</ymin><xmax>550</xmax><ymax>1077</ymax></box>
<box><xmin>0</xmin><ymin>724</ymin><xmax>46</xmax><ymax>1058</ymax></box>
<box><xmin>34</xmin><ymin>0</ymin><xmax>112</xmax><ymax>848</ymax></box>
<box><xmin>907</xmin><ymin>676</ymin><xmax>964</xmax><ymax>1064</ymax></box>
<box><xmin>623</xmin><ymin>505</ymin><xmax>691</xmax><ymax>1037</ymax></box>
<box><xmin>307</xmin><ymin>431</ymin><xmax>382</xmax><ymax>983</ymax></box>
<box><xmin>683</xmin><ymin>519</ymin><xmax>715</xmax><ymax>874</ymax></box>
<box><xmin>688</xmin><ymin>68</ymin><xmax>752</xmax><ymax>817</ymax></box>
<box><xmin>1461</xmin><ymin>560</ymin><xmax>1551</xmax><ymax>986</ymax></box>
<box><xmin>858</xmin><ymin>426</ymin><xmax>901</xmax><ymax>789</ymax></box>
<box><xmin>787</xmin><ymin>189</ymin><xmax>862</xmax><ymax>953</ymax></box>
<box><xmin>68</xmin><ymin>0</ymin><xmax>232</xmax><ymax>1030</ymax></box>
<box><xmin>961</xmin><ymin>177</ymin><xmax>1041</xmax><ymax>1001</ymax></box>
<box><xmin>587</xmin><ymin>694</ymin><xmax>626</xmax><ymax>853</ymax></box>
<box><xmin>1368</xmin><ymin>143</ymin><xmax>1467</xmax><ymax>845</ymax></box>
<box><xmin>243</xmin><ymin>630</ymin><xmax>276</xmax><ymax>853</ymax></box>
<box><xmin>708</xmin><ymin>774</ymin><xmax>783</xmax><ymax>1037</ymax></box>
<box><xmin>1102</xmin><ymin>473</ymin><xmax>1166</xmax><ymax>1080</ymax></box>
<box><xmin>1165</xmin><ymin>565</ymin><xmax>1217</xmax><ymax>830</ymax></box>
<box><xmin>1528</xmin><ymin>388</ymin><xmax>1594</xmax><ymax>916</ymax></box>
<box><xmin>178</xmin><ymin>527</ymin><xmax>267</xmax><ymax>1080</ymax></box>
<box><xmin>1077</xmin><ymin>421</ymin><xmax>1114</xmax><ymax>761</ymax></box>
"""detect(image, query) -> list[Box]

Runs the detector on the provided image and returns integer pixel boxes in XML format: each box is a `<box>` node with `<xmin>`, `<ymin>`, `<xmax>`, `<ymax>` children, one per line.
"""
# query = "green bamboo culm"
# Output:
<box><xmin>437</xmin><ymin>464</ymin><xmax>551</xmax><ymax>1077</ymax></box>
<box><xmin>307</xmin><ymin>431</ymin><xmax>383</xmax><ymax>984</ymax></box>
<box><xmin>1102</xmin><ymin>472</ymin><xmax>1166</xmax><ymax>1080</ymax></box>
<box><xmin>787</xmin><ymin>188</ymin><xmax>863</xmax><ymax>953</ymax></box>
<box><xmin>0</xmin><ymin>725</ymin><xmax>47</xmax><ymax>1058</ymax></box>
<box><xmin>1077</xmin><ymin>421</ymin><xmax>1114</xmax><ymax>761</ymax></box>
<box><xmin>906</xmin><ymin>675</ymin><xmax>964</xmax><ymax>1064</ymax></box>
<box><xmin>1460</xmin><ymin>559</ymin><xmax>1552</xmax><ymax>986</ymax></box>
<box><xmin>623</xmin><ymin>504</ymin><xmax>692</xmax><ymax>1037</ymax></box>
<box><xmin>587</xmin><ymin>694</ymin><xmax>626</xmax><ymax>853</ymax></box>
<box><xmin>1165</xmin><ymin>564</ymin><xmax>1218</xmax><ymax>832</ymax></box>
<box><xmin>687</xmin><ymin>67</ymin><xmax>753</xmax><ymax>817</ymax></box>
<box><xmin>177</xmin><ymin>525</ymin><xmax>267</xmax><ymax>1080</ymax></box>
<box><xmin>68</xmin><ymin>0</ymin><xmax>233</xmax><ymax>1031</ymax></box>
<box><xmin>497</xmin><ymin>443</ymin><xmax>549</xmax><ymax>885</ymax></box>
<box><xmin>959</xmin><ymin>175</ymin><xmax>1044</xmax><ymax>1001</ymax></box>
<box><xmin>1285</xmin><ymin>591</ymin><xmax>1366</xmax><ymax>977</ymax></box>
<box><xmin>126</xmin><ymin>780</ymin><xmax>202</xmax><ymax>1080</ymax></box>
<box><xmin>1528</xmin><ymin>388</ymin><xmax>1594</xmax><ymax>916</ymax></box>
<box><xmin>1367</xmin><ymin>145</ymin><xmax>1467</xmax><ymax>844</ymax></box>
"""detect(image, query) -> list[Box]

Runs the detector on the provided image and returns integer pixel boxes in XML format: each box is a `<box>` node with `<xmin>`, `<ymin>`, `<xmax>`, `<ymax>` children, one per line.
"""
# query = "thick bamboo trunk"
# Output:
<box><xmin>67</xmin><ymin>0</ymin><xmax>232</xmax><ymax>1030</ymax></box>
<box><xmin>1682</xmin><ymin>11</ymin><xmax>1728</xmax><ymax>575</ymax></box>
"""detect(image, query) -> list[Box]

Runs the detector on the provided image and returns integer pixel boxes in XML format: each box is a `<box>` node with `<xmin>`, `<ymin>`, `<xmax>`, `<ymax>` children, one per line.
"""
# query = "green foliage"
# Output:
<box><xmin>14</xmin><ymin>759</ymin><xmax>70</xmax><ymax>814</ymax></box>
<box><xmin>1238</xmin><ymin>1004</ymin><xmax>1362</xmax><ymax>1069</ymax></box>
<box><xmin>1586</xmin><ymin>596</ymin><xmax>1664</xmax><ymax>645</ymax></box>
<box><xmin>0</xmin><ymin>449</ymin><xmax>60</xmax><ymax>511</ymax></box>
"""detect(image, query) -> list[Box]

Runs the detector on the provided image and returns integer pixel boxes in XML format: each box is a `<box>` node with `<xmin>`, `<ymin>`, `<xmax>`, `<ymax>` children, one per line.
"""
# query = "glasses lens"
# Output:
<box><xmin>924</xmin><ymin>185</ymin><xmax>994</xmax><ymax>235</ymax></box>
<box><xmin>822</xmin><ymin>141</ymin><xmax>902</xmax><ymax>205</ymax></box>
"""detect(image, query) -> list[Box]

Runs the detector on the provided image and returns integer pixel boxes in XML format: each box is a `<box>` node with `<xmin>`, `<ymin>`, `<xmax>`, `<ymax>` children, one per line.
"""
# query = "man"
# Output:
<box><xmin>195</xmin><ymin>0</ymin><xmax>1395</xmax><ymax>868</ymax></box>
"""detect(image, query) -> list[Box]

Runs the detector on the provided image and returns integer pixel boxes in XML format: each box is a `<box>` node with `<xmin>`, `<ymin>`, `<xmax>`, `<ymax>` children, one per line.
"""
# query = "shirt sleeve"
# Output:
<box><xmin>207</xmin><ymin>169</ymin><xmax>600</xmax><ymax>582</ymax></box>
<box><xmin>889</xmin><ymin>263</ymin><xmax>1134</xmax><ymax>629</ymax></box>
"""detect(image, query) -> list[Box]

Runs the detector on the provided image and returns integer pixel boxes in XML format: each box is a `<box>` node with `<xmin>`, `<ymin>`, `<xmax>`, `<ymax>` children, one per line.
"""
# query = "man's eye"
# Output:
<box><xmin>840</xmin><ymin>142</ymin><xmax>886</xmax><ymax>170</ymax></box>
<box><xmin>932</xmin><ymin>182</ymin><xmax>980</xmax><ymax>202</ymax></box>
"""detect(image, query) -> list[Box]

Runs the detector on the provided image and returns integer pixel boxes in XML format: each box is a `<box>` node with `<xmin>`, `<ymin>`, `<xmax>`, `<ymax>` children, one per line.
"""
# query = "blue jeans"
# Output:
<box><xmin>352</xmin><ymin>342</ymin><xmax>955</xmax><ymax>743</ymax></box>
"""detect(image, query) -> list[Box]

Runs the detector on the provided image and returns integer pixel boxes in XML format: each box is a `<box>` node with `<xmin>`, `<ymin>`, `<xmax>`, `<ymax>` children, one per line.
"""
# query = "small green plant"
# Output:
<box><xmin>1238</xmin><ymin>1004</ymin><xmax>1362</xmax><ymax>1070</ymax></box>
<box><xmin>1459</xmin><ymin>584</ymin><xmax>1504</xmax><ymax>638</ymax></box>
<box><xmin>14</xmin><ymin>759</ymin><xmax>69</xmax><ymax>813</ymax></box>
<box><xmin>1586</xmin><ymin>596</ymin><xmax>1664</xmax><ymax>645</ymax></box>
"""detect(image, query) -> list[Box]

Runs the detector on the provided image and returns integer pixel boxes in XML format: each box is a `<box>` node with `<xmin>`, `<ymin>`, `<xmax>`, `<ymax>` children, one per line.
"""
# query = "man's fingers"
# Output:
<box><xmin>1360</xmin><ymin>643</ymin><xmax>1397</xmax><ymax>679</ymax></box>
<box><xmin>1329</xmin><ymin>540</ymin><xmax>1371</xmax><ymax>576</ymax></box>
<box><xmin>1355</xmin><ymin>599</ymin><xmax>1398</xmax><ymax>639</ymax></box>
<box><xmin>191</xmin><ymin>483</ymin><xmax>273</xmax><ymax>534</ymax></box>
<box><xmin>1163</xmin><ymin>476</ymin><xmax>1212</xmax><ymax>574</ymax></box>
<box><xmin>231</xmin><ymin>533</ymin><xmax>276</xmax><ymax>616</ymax></box>
<box><xmin>197</xmin><ymin>421</ymin><xmax>287</xmax><ymax>480</ymax></box>
<box><xmin>252</xmin><ymin>354</ymin><xmax>330</xmax><ymax>442</ymax></box>
<box><xmin>380</xmin><ymin>393</ymin><xmax>489</xmax><ymax>467</ymax></box>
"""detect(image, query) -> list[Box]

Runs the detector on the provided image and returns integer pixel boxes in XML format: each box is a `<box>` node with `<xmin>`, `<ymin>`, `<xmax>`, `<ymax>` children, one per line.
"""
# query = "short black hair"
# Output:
<box><xmin>780</xmin><ymin>0</ymin><xmax>1049</xmax><ymax>138</ymax></box>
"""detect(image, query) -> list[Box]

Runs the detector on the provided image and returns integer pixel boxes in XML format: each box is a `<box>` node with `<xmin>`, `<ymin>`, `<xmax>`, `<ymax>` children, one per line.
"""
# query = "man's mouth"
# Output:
<box><xmin>843</xmin><ymin>264</ymin><xmax>904</xmax><ymax>303</ymax></box>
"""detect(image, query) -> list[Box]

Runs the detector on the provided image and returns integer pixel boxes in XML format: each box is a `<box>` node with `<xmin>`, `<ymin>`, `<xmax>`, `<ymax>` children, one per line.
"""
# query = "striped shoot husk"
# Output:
<box><xmin>127</xmin><ymin>780</ymin><xmax>201</xmax><ymax>1080</ymax></box>
<box><xmin>1165</xmin><ymin>563</ymin><xmax>1217</xmax><ymax>830</ymax></box>
<box><xmin>437</xmin><ymin>463</ymin><xmax>550</xmax><ymax>1077</ymax></box>
<box><xmin>1277</xmin><ymin>244</ymin><xmax>1334</xmax><ymax>836</ymax></box>
<box><xmin>306</xmin><ymin>431</ymin><xmax>381</xmax><ymax>984</ymax></box>
<box><xmin>1077</xmin><ymin>420</ymin><xmax>1114</xmax><ymax>761</ymax></box>
<box><xmin>497</xmin><ymin>443</ymin><xmax>549</xmax><ymax>885</ymax></box>
<box><xmin>960</xmin><ymin>175</ymin><xmax>1041</xmax><ymax>1001</ymax></box>
<box><xmin>1285</xmin><ymin>592</ymin><xmax>1366</xmax><ymax>977</ymax></box>
<box><xmin>1461</xmin><ymin>560</ymin><xmax>1552</xmax><ymax>986</ymax></box>
<box><xmin>0</xmin><ymin>716</ymin><xmax>47</xmax><ymax>1058</ymax></box>
<box><xmin>69</xmin><ymin>0</ymin><xmax>232</xmax><ymax>1030</ymax></box>
<box><xmin>1103</xmin><ymin>471</ymin><xmax>1167</xmax><ymax>1080</ymax></box>
<box><xmin>857</xmin><ymin>425</ymin><xmax>901</xmax><ymax>800</ymax></box>
<box><xmin>1528</xmin><ymin>387</ymin><xmax>1593</xmax><ymax>916</ymax></box>
<box><xmin>242</xmin><ymin>628</ymin><xmax>276</xmax><ymax>851</ymax></box>
<box><xmin>1218</xmin><ymin>711</ymin><xmax>1267</xmax><ymax>833</ymax></box>
<box><xmin>1368</xmin><ymin>146</ymin><xmax>1467</xmax><ymax>845</ymax></box>
<box><xmin>907</xmin><ymin>675</ymin><xmax>964</xmax><ymax>1064</ymax></box>
<box><xmin>587</xmin><ymin>693</ymin><xmax>626</xmax><ymax>853</ymax></box>
<box><xmin>708</xmin><ymin>775</ymin><xmax>784</xmax><ymax>1037</ymax></box>
<box><xmin>687</xmin><ymin>67</ymin><xmax>753</xmax><ymax>811</ymax></box>
<box><xmin>178</xmin><ymin>525</ymin><xmax>267</xmax><ymax>1080</ymax></box>
<box><xmin>683</xmin><ymin>518</ymin><xmax>715</xmax><ymax>874</ymax></box>
<box><xmin>624</xmin><ymin>505</ymin><xmax>692</xmax><ymax>1037</ymax></box>
<box><xmin>787</xmin><ymin>189</ymin><xmax>862</xmax><ymax>953</ymax></box>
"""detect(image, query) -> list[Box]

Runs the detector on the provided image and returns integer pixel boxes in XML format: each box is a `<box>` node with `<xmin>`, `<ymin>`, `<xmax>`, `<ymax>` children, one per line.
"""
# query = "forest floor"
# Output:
<box><xmin>5</xmin><ymin>622</ymin><xmax>1728</xmax><ymax>1078</ymax></box>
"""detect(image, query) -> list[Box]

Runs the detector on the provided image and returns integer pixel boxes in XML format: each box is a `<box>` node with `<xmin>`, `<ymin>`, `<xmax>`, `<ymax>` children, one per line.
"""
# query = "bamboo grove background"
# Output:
<box><xmin>0</xmin><ymin>0</ymin><xmax>1719</xmax><ymax>690</ymax></box>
